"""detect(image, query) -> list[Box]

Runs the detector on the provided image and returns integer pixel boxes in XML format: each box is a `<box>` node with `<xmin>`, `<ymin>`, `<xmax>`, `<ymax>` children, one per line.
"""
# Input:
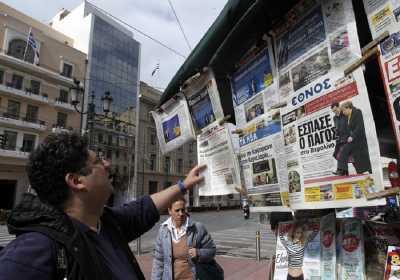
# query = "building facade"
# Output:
<box><xmin>50</xmin><ymin>2</ymin><xmax>140</xmax><ymax>205</ymax></box>
<box><xmin>136</xmin><ymin>82</ymin><xmax>198</xmax><ymax>205</ymax></box>
<box><xmin>0</xmin><ymin>2</ymin><xmax>86</xmax><ymax>209</ymax></box>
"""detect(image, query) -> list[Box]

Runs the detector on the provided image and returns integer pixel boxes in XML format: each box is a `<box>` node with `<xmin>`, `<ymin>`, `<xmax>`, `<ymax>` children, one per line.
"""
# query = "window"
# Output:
<box><xmin>115</xmin><ymin>150</ymin><xmax>119</xmax><ymax>159</ymax></box>
<box><xmin>0</xmin><ymin>70</ymin><xmax>4</xmax><ymax>84</ymax></box>
<box><xmin>61</xmin><ymin>62</ymin><xmax>73</xmax><ymax>78</ymax></box>
<box><xmin>26</xmin><ymin>105</ymin><xmax>39</xmax><ymax>123</ymax></box>
<box><xmin>149</xmin><ymin>154</ymin><xmax>156</xmax><ymax>171</ymax></box>
<box><xmin>59</xmin><ymin>89</ymin><xmax>69</xmax><ymax>103</ymax></box>
<box><xmin>108</xmin><ymin>135</ymin><xmax>113</xmax><ymax>145</ymax></box>
<box><xmin>177</xmin><ymin>159</ymin><xmax>183</xmax><ymax>174</ymax></box>
<box><xmin>56</xmin><ymin>112</ymin><xmax>67</xmax><ymax>127</ymax></box>
<box><xmin>11</xmin><ymin>74</ymin><xmax>23</xmax><ymax>90</ymax></box>
<box><xmin>164</xmin><ymin>156</ymin><xmax>171</xmax><ymax>174</ymax></box>
<box><xmin>4</xmin><ymin>131</ymin><xmax>17</xmax><ymax>151</ymax></box>
<box><xmin>123</xmin><ymin>166</ymin><xmax>127</xmax><ymax>176</ymax></box>
<box><xmin>22</xmin><ymin>134</ymin><xmax>36</xmax><ymax>152</ymax></box>
<box><xmin>150</xmin><ymin>130</ymin><xmax>156</xmax><ymax>145</ymax></box>
<box><xmin>149</xmin><ymin>181</ymin><xmax>158</xmax><ymax>194</ymax></box>
<box><xmin>98</xmin><ymin>133</ymin><xmax>103</xmax><ymax>144</ymax></box>
<box><xmin>7</xmin><ymin>39</ymin><xmax>34</xmax><ymax>63</ymax></box>
<box><xmin>6</xmin><ymin>100</ymin><xmax>20</xmax><ymax>119</ymax></box>
<box><xmin>30</xmin><ymin>80</ymin><xmax>41</xmax><ymax>95</ymax></box>
<box><xmin>189</xmin><ymin>142</ymin><xmax>194</xmax><ymax>153</ymax></box>
<box><xmin>106</xmin><ymin>149</ymin><xmax>112</xmax><ymax>160</ymax></box>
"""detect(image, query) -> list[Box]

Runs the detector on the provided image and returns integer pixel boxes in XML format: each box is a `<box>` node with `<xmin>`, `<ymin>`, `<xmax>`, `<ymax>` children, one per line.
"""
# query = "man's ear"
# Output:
<box><xmin>65</xmin><ymin>173</ymin><xmax>87</xmax><ymax>192</ymax></box>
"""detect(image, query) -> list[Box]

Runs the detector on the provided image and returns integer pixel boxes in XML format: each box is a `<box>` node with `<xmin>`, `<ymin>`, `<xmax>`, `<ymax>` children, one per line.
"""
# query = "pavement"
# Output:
<box><xmin>136</xmin><ymin>255</ymin><xmax>272</xmax><ymax>280</ymax></box>
<box><xmin>130</xmin><ymin>209</ymin><xmax>276</xmax><ymax>260</ymax></box>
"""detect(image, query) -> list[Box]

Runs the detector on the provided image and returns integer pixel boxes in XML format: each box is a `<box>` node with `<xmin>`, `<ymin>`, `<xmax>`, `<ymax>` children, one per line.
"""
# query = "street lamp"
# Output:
<box><xmin>69</xmin><ymin>78</ymin><xmax>113</xmax><ymax>117</ymax></box>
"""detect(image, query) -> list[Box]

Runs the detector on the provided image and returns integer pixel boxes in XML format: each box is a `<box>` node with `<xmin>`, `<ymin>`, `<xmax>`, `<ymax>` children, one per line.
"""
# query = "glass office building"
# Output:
<box><xmin>89</xmin><ymin>16</ymin><xmax>139</xmax><ymax>114</ymax></box>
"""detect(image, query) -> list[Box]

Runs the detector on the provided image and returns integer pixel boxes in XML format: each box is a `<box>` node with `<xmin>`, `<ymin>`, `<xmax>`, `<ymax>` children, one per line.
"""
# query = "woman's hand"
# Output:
<box><xmin>188</xmin><ymin>248</ymin><xmax>197</xmax><ymax>259</ymax></box>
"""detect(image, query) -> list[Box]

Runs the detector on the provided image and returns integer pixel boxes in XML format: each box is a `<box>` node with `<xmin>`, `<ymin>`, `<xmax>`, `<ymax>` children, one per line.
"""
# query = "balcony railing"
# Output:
<box><xmin>0</xmin><ymin>147</ymin><xmax>30</xmax><ymax>159</ymax></box>
<box><xmin>0</xmin><ymin>83</ymin><xmax>49</xmax><ymax>104</ymax></box>
<box><xmin>53</xmin><ymin>98</ymin><xmax>75</xmax><ymax>111</ymax></box>
<box><xmin>0</xmin><ymin>110</ymin><xmax>47</xmax><ymax>131</ymax></box>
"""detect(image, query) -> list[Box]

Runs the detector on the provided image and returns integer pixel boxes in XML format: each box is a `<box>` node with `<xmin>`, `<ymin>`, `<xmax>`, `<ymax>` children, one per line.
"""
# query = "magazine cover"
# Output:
<box><xmin>274</xmin><ymin>220</ymin><xmax>320</xmax><ymax>280</ymax></box>
<box><xmin>384</xmin><ymin>246</ymin><xmax>400</xmax><ymax>280</ymax></box>
<box><xmin>183</xmin><ymin>69</ymin><xmax>224</xmax><ymax>132</ymax></box>
<box><xmin>231</xmin><ymin>41</ymin><xmax>279</xmax><ymax>128</ymax></box>
<box><xmin>151</xmin><ymin>95</ymin><xmax>196</xmax><ymax>154</ymax></box>
<box><xmin>273</xmin><ymin>0</ymin><xmax>385</xmax><ymax>209</ymax></box>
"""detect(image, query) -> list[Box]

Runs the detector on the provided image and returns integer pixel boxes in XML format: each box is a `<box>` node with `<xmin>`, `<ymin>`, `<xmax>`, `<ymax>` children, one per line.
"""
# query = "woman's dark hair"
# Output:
<box><xmin>26</xmin><ymin>132</ymin><xmax>89</xmax><ymax>208</ymax></box>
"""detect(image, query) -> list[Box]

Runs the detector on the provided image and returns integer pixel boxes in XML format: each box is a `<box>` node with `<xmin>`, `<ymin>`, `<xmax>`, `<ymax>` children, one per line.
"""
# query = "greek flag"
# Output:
<box><xmin>25</xmin><ymin>28</ymin><xmax>40</xmax><ymax>65</ymax></box>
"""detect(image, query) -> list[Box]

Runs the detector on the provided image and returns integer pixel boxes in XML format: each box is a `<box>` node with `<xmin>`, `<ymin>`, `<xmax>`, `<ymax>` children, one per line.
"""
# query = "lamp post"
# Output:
<box><xmin>70</xmin><ymin>78</ymin><xmax>113</xmax><ymax>147</ymax></box>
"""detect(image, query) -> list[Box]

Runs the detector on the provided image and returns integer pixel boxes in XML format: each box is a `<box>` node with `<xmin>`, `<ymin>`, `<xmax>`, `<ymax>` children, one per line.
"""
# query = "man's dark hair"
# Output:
<box><xmin>330</xmin><ymin>102</ymin><xmax>339</xmax><ymax>109</ymax></box>
<box><xmin>26</xmin><ymin>132</ymin><xmax>90</xmax><ymax>208</ymax></box>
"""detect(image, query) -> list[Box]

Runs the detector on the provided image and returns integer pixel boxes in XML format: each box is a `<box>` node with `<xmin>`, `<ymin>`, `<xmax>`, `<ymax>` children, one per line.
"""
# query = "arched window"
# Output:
<box><xmin>7</xmin><ymin>39</ymin><xmax>34</xmax><ymax>63</ymax></box>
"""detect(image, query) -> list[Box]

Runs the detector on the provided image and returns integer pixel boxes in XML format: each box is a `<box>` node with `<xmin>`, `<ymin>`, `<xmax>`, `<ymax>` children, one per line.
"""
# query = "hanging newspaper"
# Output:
<box><xmin>183</xmin><ymin>69</ymin><xmax>224</xmax><ymax>132</ymax></box>
<box><xmin>230</xmin><ymin>40</ymin><xmax>279</xmax><ymax>128</ymax></box>
<box><xmin>273</xmin><ymin>0</ymin><xmax>385</xmax><ymax>209</ymax></box>
<box><xmin>273</xmin><ymin>219</ymin><xmax>321</xmax><ymax>280</ymax></box>
<box><xmin>197</xmin><ymin>123</ymin><xmax>241</xmax><ymax>196</ymax></box>
<box><xmin>151</xmin><ymin>95</ymin><xmax>196</xmax><ymax>154</ymax></box>
<box><xmin>239</xmin><ymin>112</ymin><xmax>290</xmax><ymax>211</ymax></box>
<box><xmin>363</xmin><ymin>0</ymin><xmax>400</xmax><ymax>39</ymax></box>
<box><xmin>338</xmin><ymin>218</ymin><xmax>365</xmax><ymax>280</ymax></box>
<box><xmin>384</xmin><ymin>246</ymin><xmax>400</xmax><ymax>280</ymax></box>
<box><xmin>376</xmin><ymin>32</ymin><xmax>400</xmax><ymax>152</ymax></box>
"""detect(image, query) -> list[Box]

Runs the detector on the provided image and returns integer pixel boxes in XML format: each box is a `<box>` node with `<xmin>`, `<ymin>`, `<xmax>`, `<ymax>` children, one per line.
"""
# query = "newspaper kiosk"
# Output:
<box><xmin>155</xmin><ymin>1</ymin><xmax>400</xmax><ymax>279</ymax></box>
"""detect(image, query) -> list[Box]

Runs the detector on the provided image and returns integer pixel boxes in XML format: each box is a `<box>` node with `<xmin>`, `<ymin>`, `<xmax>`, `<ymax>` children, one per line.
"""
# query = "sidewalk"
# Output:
<box><xmin>137</xmin><ymin>255</ymin><xmax>271</xmax><ymax>280</ymax></box>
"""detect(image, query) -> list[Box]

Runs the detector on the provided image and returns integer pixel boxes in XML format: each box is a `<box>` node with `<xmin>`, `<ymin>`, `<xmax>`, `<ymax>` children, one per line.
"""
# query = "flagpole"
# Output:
<box><xmin>23</xmin><ymin>27</ymin><xmax>32</xmax><ymax>61</ymax></box>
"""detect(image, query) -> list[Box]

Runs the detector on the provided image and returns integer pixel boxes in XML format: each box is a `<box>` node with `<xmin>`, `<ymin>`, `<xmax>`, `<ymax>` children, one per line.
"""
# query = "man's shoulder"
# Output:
<box><xmin>1</xmin><ymin>231</ymin><xmax>54</xmax><ymax>258</ymax></box>
<box><xmin>0</xmin><ymin>232</ymin><xmax>55</xmax><ymax>277</ymax></box>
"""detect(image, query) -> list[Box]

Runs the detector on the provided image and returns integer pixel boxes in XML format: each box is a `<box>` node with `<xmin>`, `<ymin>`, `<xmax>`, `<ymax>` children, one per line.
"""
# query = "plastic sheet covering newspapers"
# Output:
<box><xmin>273</xmin><ymin>219</ymin><xmax>321</xmax><ymax>280</ymax></box>
<box><xmin>197</xmin><ymin>123</ymin><xmax>241</xmax><ymax>196</ymax></box>
<box><xmin>320</xmin><ymin>213</ymin><xmax>336</xmax><ymax>280</ymax></box>
<box><xmin>151</xmin><ymin>95</ymin><xmax>196</xmax><ymax>154</ymax></box>
<box><xmin>273</xmin><ymin>0</ymin><xmax>385</xmax><ymax>209</ymax></box>
<box><xmin>230</xmin><ymin>40</ymin><xmax>279</xmax><ymax>128</ymax></box>
<box><xmin>338</xmin><ymin>218</ymin><xmax>365</xmax><ymax>280</ymax></box>
<box><xmin>238</xmin><ymin>112</ymin><xmax>289</xmax><ymax>211</ymax></box>
<box><xmin>377</xmin><ymin>32</ymin><xmax>400</xmax><ymax>152</ymax></box>
<box><xmin>183</xmin><ymin>69</ymin><xmax>224</xmax><ymax>132</ymax></box>
<box><xmin>363</xmin><ymin>0</ymin><xmax>400</xmax><ymax>39</ymax></box>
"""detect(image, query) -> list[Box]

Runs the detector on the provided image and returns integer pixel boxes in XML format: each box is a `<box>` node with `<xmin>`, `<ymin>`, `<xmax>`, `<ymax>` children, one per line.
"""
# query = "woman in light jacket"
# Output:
<box><xmin>151</xmin><ymin>197</ymin><xmax>216</xmax><ymax>280</ymax></box>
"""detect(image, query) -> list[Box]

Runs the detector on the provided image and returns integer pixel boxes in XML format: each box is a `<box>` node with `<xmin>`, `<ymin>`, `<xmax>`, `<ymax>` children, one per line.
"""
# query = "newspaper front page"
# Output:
<box><xmin>273</xmin><ymin>0</ymin><xmax>385</xmax><ymax>209</ymax></box>
<box><xmin>377</xmin><ymin>32</ymin><xmax>400</xmax><ymax>152</ymax></box>
<box><xmin>183</xmin><ymin>69</ymin><xmax>224</xmax><ymax>132</ymax></box>
<box><xmin>238</xmin><ymin>113</ymin><xmax>290</xmax><ymax>211</ymax></box>
<box><xmin>363</xmin><ymin>0</ymin><xmax>400</xmax><ymax>39</ymax></box>
<box><xmin>231</xmin><ymin>40</ymin><xmax>279</xmax><ymax>128</ymax></box>
<box><xmin>151</xmin><ymin>95</ymin><xmax>196</xmax><ymax>154</ymax></box>
<box><xmin>197</xmin><ymin>123</ymin><xmax>241</xmax><ymax>196</ymax></box>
